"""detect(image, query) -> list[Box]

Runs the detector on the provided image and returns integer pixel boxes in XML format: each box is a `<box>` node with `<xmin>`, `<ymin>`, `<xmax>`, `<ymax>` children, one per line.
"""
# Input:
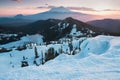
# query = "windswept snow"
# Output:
<box><xmin>0</xmin><ymin>35</ymin><xmax>120</xmax><ymax>80</ymax></box>
<box><xmin>78</xmin><ymin>36</ymin><xmax>110</xmax><ymax>58</ymax></box>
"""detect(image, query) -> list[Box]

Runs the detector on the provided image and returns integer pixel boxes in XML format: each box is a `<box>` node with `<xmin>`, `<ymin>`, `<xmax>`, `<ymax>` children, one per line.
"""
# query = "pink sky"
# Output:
<box><xmin>0</xmin><ymin>0</ymin><xmax>120</xmax><ymax>19</ymax></box>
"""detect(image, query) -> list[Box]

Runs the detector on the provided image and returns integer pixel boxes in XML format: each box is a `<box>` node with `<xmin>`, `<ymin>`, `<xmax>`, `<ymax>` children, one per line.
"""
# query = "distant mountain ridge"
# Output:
<box><xmin>4</xmin><ymin>17</ymin><xmax>109</xmax><ymax>41</ymax></box>
<box><xmin>1</xmin><ymin>17</ymin><xmax>120</xmax><ymax>42</ymax></box>
<box><xmin>0</xmin><ymin>17</ymin><xmax>33</xmax><ymax>27</ymax></box>
<box><xmin>0</xmin><ymin>6</ymin><xmax>96</xmax><ymax>25</ymax></box>
<box><xmin>87</xmin><ymin>19</ymin><xmax>120</xmax><ymax>33</ymax></box>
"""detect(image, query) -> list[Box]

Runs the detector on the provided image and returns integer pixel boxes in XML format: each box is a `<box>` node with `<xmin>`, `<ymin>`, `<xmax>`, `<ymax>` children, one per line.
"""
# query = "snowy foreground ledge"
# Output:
<box><xmin>0</xmin><ymin>35</ymin><xmax>120</xmax><ymax>80</ymax></box>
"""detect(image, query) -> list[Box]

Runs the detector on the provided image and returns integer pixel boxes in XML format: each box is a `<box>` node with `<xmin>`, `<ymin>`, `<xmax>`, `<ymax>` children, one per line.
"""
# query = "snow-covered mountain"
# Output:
<box><xmin>1</xmin><ymin>17</ymin><xmax>111</xmax><ymax>46</ymax></box>
<box><xmin>49</xmin><ymin>6</ymin><xmax>72</xmax><ymax>13</ymax></box>
<box><xmin>14</xmin><ymin>14</ymin><xmax>24</xmax><ymax>19</ymax></box>
<box><xmin>1</xmin><ymin>17</ymin><xmax>113</xmax><ymax>47</ymax></box>
<box><xmin>0</xmin><ymin>17</ymin><xmax>120</xmax><ymax>80</ymax></box>
<box><xmin>15</xmin><ymin>17</ymin><xmax>109</xmax><ymax>41</ymax></box>
<box><xmin>0</xmin><ymin>35</ymin><xmax>120</xmax><ymax>80</ymax></box>
<box><xmin>24</xmin><ymin>6</ymin><xmax>96</xmax><ymax>22</ymax></box>
<box><xmin>0</xmin><ymin>7</ymin><xmax>96</xmax><ymax>26</ymax></box>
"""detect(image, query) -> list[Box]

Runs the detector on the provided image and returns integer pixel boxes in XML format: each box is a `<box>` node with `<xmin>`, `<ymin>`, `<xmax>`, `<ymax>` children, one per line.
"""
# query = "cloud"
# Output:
<box><xmin>11</xmin><ymin>0</ymin><xmax>21</xmax><ymax>2</ymax></box>
<box><xmin>35</xmin><ymin>5</ymin><xmax>120</xmax><ymax>12</ymax></box>
<box><xmin>36</xmin><ymin>5</ymin><xmax>56</xmax><ymax>9</ymax></box>
<box><xmin>102</xmin><ymin>9</ymin><xmax>120</xmax><ymax>11</ymax></box>
<box><xmin>67</xmin><ymin>7</ymin><xmax>97</xmax><ymax>11</ymax></box>
<box><xmin>36</xmin><ymin>6</ymin><xmax>97</xmax><ymax>11</ymax></box>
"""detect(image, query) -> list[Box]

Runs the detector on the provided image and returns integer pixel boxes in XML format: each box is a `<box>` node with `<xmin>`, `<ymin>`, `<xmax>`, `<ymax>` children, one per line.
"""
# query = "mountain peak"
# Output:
<box><xmin>65</xmin><ymin>17</ymin><xmax>74</xmax><ymax>20</ymax></box>
<box><xmin>49</xmin><ymin>6</ymin><xmax>72</xmax><ymax>13</ymax></box>
<box><xmin>14</xmin><ymin>14</ymin><xmax>24</xmax><ymax>19</ymax></box>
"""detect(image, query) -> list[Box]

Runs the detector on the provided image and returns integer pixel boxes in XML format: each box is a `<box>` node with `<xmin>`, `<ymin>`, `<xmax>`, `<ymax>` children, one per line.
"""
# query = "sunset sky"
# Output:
<box><xmin>0</xmin><ymin>0</ymin><xmax>120</xmax><ymax>19</ymax></box>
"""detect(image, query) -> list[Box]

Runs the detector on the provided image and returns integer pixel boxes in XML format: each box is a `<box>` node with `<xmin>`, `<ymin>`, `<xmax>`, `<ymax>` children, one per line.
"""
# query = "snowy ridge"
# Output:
<box><xmin>0</xmin><ymin>35</ymin><xmax>120</xmax><ymax>80</ymax></box>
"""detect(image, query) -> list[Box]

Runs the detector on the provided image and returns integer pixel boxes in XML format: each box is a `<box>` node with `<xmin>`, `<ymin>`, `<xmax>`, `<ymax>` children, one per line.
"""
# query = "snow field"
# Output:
<box><xmin>0</xmin><ymin>35</ymin><xmax>120</xmax><ymax>80</ymax></box>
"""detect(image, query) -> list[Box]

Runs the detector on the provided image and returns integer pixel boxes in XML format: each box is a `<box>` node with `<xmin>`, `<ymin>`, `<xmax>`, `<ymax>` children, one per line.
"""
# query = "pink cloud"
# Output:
<box><xmin>11</xmin><ymin>0</ymin><xmax>21</xmax><ymax>2</ymax></box>
<box><xmin>67</xmin><ymin>7</ymin><xmax>97</xmax><ymax>11</ymax></box>
<box><xmin>36</xmin><ymin>6</ymin><xmax>97</xmax><ymax>11</ymax></box>
<box><xmin>102</xmin><ymin>9</ymin><xmax>120</xmax><ymax>11</ymax></box>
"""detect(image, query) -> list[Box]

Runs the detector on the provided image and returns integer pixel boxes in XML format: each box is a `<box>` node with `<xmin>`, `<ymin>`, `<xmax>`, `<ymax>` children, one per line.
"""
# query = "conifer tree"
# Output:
<box><xmin>34</xmin><ymin>47</ymin><xmax>39</xmax><ymax>58</ymax></box>
<box><xmin>41</xmin><ymin>51</ymin><xmax>44</xmax><ymax>65</ymax></box>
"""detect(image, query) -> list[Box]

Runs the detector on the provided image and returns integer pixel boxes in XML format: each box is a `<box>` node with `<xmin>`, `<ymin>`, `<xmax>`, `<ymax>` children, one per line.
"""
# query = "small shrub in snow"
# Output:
<box><xmin>21</xmin><ymin>61</ymin><xmax>29</xmax><ymax>67</ymax></box>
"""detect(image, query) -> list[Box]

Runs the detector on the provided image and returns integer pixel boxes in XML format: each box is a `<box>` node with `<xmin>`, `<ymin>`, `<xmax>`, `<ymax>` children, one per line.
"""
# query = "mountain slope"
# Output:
<box><xmin>1</xmin><ymin>17</ymin><xmax>114</xmax><ymax>42</ymax></box>
<box><xmin>87</xmin><ymin>19</ymin><xmax>120</xmax><ymax>34</ymax></box>
<box><xmin>0</xmin><ymin>25</ymin><xmax>4</xmax><ymax>32</ymax></box>
<box><xmin>17</xmin><ymin>17</ymin><xmax>108</xmax><ymax>41</ymax></box>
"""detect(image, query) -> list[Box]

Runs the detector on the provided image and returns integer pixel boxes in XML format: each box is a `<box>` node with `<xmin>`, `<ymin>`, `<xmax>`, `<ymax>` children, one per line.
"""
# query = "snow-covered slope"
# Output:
<box><xmin>0</xmin><ymin>35</ymin><xmax>120</xmax><ymax>80</ymax></box>
<box><xmin>0</xmin><ymin>34</ymin><xmax>43</xmax><ymax>48</ymax></box>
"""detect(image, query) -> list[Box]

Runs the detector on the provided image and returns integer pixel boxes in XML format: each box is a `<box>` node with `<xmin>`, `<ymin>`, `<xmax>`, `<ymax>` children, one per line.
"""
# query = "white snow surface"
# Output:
<box><xmin>0</xmin><ymin>35</ymin><xmax>120</xmax><ymax>80</ymax></box>
<box><xmin>70</xmin><ymin>24</ymin><xmax>77</xmax><ymax>35</ymax></box>
<box><xmin>0</xmin><ymin>34</ymin><xmax>43</xmax><ymax>48</ymax></box>
<box><xmin>70</xmin><ymin>24</ymin><xmax>82</xmax><ymax>36</ymax></box>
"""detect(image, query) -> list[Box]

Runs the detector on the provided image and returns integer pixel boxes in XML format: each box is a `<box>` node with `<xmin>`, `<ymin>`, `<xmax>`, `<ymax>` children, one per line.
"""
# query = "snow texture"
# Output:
<box><xmin>0</xmin><ymin>35</ymin><xmax>120</xmax><ymax>80</ymax></box>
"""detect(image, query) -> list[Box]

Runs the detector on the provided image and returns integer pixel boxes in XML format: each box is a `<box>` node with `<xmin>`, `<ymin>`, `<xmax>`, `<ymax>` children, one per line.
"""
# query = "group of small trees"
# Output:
<box><xmin>21</xmin><ymin>38</ymin><xmax>83</xmax><ymax>67</ymax></box>
<box><xmin>45</xmin><ymin>48</ymin><xmax>59</xmax><ymax>62</ymax></box>
<box><xmin>0</xmin><ymin>33</ymin><xmax>26</xmax><ymax>45</ymax></box>
<box><xmin>16</xmin><ymin>45</ymin><xmax>27</xmax><ymax>51</ymax></box>
<box><xmin>33</xmin><ymin>47</ymin><xmax>59</xmax><ymax>66</ymax></box>
<box><xmin>0</xmin><ymin>47</ymin><xmax>12</xmax><ymax>53</ymax></box>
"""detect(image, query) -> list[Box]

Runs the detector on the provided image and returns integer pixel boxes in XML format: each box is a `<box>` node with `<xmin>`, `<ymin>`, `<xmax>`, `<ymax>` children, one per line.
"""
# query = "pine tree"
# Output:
<box><xmin>69</xmin><ymin>42</ymin><xmax>73</xmax><ymax>55</ymax></box>
<box><xmin>45</xmin><ymin>48</ymin><xmax>55</xmax><ymax>62</ymax></box>
<box><xmin>34</xmin><ymin>47</ymin><xmax>39</xmax><ymax>58</ymax></box>
<box><xmin>41</xmin><ymin>51</ymin><xmax>44</xmax><ymax>65</ymax></box>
